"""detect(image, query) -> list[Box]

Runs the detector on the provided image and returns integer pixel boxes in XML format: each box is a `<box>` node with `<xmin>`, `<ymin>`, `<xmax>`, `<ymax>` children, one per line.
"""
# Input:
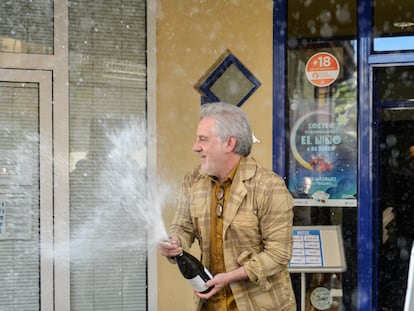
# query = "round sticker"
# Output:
<box><xmin>310</xmin><ymin>287</ymin><xmax>333</xmax><ymax>310</ymax></box>
<box><xmin>305</xmin><ymin>52</ymin><xmax>340</xmax><ymax>87</ymax></box>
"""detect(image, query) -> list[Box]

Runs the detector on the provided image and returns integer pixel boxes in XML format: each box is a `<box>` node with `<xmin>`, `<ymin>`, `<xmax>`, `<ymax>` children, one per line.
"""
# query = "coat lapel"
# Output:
<box><xmin>223</xmin><ymin>157</ymin><xmax>256</xmax><ymax>234</ymax></box>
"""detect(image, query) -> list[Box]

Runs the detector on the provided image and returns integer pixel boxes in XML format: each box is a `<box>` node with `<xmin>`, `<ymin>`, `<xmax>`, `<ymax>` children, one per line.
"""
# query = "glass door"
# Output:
<box><xmin>0</xmin><ymin>69</ymin><xmax>53</xmax><ymax>310</ymax></box>
<box><xmin>374</xmin><ymin>66</ymin><xmax>414</xmax><ymax>311</ymax></box>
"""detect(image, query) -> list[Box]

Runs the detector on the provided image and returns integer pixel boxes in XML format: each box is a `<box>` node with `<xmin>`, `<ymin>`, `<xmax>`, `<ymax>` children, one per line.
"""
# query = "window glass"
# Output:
<box><xmin>377</xmin><ymin>67</ymin><xmax>414</xmax><ymax>101</ymax></box>
<box><xmin>287</xmin><ymin>1</ymin><xmax>358</xmax><ymax>310</ymax></box>
<box><xmin>68</xmin><ymin>1</ymin><xmax>147</xmax><ymax>310</ymax></box>
<box><xmin>287</xmin><ymin>0</ymin><xmax>356</xmax><ymax>40</ymax></box>
<box><xmin>376</xmin><ymin>67</ymin><xmax>414</xmax><ymax>311</ymax></box>
<box><xmin>0</xmin><ymin>0</ymin><xmax>53</xmax><ymax>54</ymax></box>
<box><xmin>373</xmin><ymin>1</ymin><xmax>414</xmax><ymax>52</ymax></box>
<box><xmin>0</xmin><ymin>82</ymin><xmax>40</xmax><ymax>310</ymax></box>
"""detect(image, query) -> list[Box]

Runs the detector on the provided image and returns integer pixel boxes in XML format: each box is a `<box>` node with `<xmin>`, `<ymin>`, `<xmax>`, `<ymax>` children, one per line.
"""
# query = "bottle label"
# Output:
<box><xmin>188</xmin><ymin>275</ymin><xmax>209</xmax><ymax>292</ymax></box>
<box><xmin>204</xmin><ymin>267</ymin><xmax>213</xmax><ymax>279</ymax></box>
<box><xmin>310</xmin><ymin>287</ymin><xmax>332</xmax><ymax>310</ymax></box>
<box><xmin>188</xmin><ymin>267</ymin><xmax>212</xmax><ymax>292</ymax></box>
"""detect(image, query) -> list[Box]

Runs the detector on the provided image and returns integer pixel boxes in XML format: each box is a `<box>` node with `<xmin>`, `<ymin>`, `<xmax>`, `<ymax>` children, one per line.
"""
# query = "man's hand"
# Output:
<box><xmin>194</xmin><ymin>272</ymin><xmax>230</xmax><ymax>299</ymax></box>
<box><xmin>158</xmin><ymin>236</ymin><xmax>182</xmax><ymax>257</ymax></box>
<box><xmin>194</xmin><ymin>266</ymin><xmax>248</xmax><ymax>299</ymax></box>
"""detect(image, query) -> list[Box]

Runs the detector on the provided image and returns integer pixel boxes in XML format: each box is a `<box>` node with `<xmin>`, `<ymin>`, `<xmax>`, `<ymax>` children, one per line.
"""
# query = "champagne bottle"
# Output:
<box><xmin>174</xmin><ymin>250</ymin><xmax>214</xmax><ymax>294</ymax></box>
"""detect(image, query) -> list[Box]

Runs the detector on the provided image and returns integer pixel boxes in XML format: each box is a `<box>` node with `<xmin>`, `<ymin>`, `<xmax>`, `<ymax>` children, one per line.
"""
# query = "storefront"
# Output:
<box><xmin>272</xmin><ymin>1</ymin><xmax>414</xmax><ymax>310</ymax></box>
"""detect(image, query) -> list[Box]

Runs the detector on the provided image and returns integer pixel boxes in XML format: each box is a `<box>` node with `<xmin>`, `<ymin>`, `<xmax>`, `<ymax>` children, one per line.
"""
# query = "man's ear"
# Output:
<box><xmin>225</xmin><ymin>136</ymin><xmax>237</xmax><ymax>152</ymax></box>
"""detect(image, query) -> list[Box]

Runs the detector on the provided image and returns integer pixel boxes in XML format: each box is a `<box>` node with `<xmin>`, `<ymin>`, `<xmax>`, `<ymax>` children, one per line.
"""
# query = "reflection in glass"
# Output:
<box><xmin>377</xmin><ymin>67</ymin><xmax>414</xmax><ymax>101</ymax></box>
<box><xmin>373</xmin><ymin>0</ymin><xmax>414</xmax><ymax>52</ymax></box>
<box><xmin>0</xmin><ymin>0</ymin><xmax>53</xmax><ymax>54</ymax></box>
<box><xmin>287</xmin><ymin>0</ymin><xmax>356</xmax><ymax>40</ymax></box>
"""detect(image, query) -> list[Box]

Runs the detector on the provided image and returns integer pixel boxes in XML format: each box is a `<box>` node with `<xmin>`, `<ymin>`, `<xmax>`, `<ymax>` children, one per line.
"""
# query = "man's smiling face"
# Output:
<box><xmin>192</xmin><ymin>117</ymin><xmax>226</xmax><ymax>177</ymax></box>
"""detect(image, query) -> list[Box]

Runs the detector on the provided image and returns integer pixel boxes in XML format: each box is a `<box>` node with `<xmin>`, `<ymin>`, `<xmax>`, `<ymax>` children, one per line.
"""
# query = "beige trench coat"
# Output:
<box><xmin>169</xmin><ymin>157</ymin><xmax>296</xmax><ymax>310</ymax></box>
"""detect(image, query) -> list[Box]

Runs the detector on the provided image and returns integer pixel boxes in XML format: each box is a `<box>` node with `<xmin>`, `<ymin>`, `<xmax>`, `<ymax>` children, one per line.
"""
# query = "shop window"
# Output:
<box><xmin>286</xmin><ymin>1</ymin><xmax>358</xmax><ymax>310</ymax></box>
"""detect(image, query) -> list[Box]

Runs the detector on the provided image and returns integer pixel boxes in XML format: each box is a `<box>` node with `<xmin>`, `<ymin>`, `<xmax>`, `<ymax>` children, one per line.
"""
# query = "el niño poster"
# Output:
<box><xmin>288</xmin><ymin>51</ymin><xmax>357</xmax><ymax>207</ymax></box>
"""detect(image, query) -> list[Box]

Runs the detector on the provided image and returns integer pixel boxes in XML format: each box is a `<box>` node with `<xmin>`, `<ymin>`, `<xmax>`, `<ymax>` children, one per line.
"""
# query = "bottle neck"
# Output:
<box><xmin>170</xmin><ymin>251</ymin><xmax>184</xmax><ymax>260</ymax></box>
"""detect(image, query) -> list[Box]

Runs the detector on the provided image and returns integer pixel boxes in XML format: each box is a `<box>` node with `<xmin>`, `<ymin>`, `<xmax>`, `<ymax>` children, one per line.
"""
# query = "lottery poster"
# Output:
<box><xmin>287</xmin><ymin>49</ymin><xmax>357</xmax><ymax>207</ymax></box>
<box><xmin>288</xmin><ymin>106</ymin><xmax>357</xmax><ymax>207</ymax></box>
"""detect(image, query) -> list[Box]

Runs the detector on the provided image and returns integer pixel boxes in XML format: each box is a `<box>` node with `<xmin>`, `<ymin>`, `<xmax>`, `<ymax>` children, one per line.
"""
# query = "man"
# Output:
<box><xmin>292</xmin><ymin>176</ymin><xmax>312</xmax><ymax>199</ymax></box>
<box><xmin>292</xmin><ymin>176</ymin><xmax>313</xmax><ymax>226</ymax></box>
<box><xmin>159</xmin><ymin>102</ymin><xmax>296</xmax><ymax>310</ymax></box>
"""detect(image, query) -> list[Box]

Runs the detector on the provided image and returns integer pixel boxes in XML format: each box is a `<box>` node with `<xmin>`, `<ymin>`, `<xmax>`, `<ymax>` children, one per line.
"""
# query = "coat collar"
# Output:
<box><xmin>222</xmin><ymin>157</ymin><xmax>257</xmax><ymax>233</ymax></box>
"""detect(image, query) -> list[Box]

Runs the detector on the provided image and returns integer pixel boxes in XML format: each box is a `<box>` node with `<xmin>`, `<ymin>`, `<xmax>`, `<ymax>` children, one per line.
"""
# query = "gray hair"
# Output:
<box><xmin>200</xmin><ymin>102</ymin><xmax>253</xmax><ymax>156</ymax></box>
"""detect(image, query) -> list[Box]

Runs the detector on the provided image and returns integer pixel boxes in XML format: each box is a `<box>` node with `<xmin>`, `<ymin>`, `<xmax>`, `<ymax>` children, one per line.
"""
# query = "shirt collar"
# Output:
<box><xmin>210</xmin><ymin>159</ymin><xmax>241</xmax><ymax>185</ymax></box>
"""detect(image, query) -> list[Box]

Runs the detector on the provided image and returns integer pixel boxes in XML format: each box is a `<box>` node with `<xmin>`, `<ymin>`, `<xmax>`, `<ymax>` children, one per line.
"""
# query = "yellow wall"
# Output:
<box><xmin>156</xmin><ymin>1</ymin><xmax>274</xmax><ymax>309</ymax></box>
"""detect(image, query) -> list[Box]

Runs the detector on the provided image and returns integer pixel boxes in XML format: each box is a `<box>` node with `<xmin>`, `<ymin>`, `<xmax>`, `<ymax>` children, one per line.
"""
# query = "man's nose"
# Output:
<box><xmin>192</xmin><ymin>141</ymin><xmax>200</xmax><ymax>152</ymax></box>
